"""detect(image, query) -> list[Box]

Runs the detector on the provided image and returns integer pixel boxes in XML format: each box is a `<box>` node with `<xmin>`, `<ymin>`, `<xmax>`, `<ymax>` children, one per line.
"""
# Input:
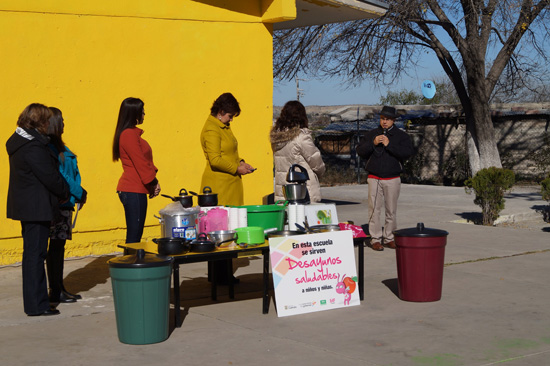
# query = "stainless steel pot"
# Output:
<box><xmin>267</xmin><ymin>230</ymin><xmax>306</xmax><ymax>238</ymax></box>
<box><xmin>297</xmin><ymin>222</ymin><xmax>340</xmax><ymax>233</ymax></box>
<box><xmin>156</xmin><ymin>204</ymin><xmax>199</xmax><ymax>240</ymax></box>
<box><xmin>310</xmin><ymin>224</ymin><xmax>340</xmax><ymax>233</ymax></box>
<box><xmin>283</xmin><ymin>183</ymin><xmax>307</xmax><ymax>201</ymax></box>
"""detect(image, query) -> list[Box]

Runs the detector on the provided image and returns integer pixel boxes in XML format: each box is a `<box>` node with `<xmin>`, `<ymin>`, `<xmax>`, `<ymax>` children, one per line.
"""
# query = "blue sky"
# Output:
<box><xmin>273</xmin><ymin>61</ymin><xmax>440</xmax><ymax>107</ymax></box>
<box><xmin>270</xmin><ymin>9</ymin><xmax>480</xmax><ymax>107</ymax></box>
<box><xmin>272</xmin><ymin>17</ymin><xmax>550</xmax><ymax>107</ymax></box>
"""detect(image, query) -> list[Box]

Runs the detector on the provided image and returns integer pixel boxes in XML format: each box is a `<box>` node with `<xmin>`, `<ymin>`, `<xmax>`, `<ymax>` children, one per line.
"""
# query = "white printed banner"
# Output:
<box><xmin>269</xmin><ymin>230</ymin><xmax>360</xmax><ymax>317</ymax></box>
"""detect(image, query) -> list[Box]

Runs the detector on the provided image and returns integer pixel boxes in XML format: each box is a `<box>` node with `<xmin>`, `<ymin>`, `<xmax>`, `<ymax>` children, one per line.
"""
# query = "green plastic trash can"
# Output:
<box><xmin>108</xmin><ymin>249</ymin><xmax>173</xmax><ymax>344</ymax></box>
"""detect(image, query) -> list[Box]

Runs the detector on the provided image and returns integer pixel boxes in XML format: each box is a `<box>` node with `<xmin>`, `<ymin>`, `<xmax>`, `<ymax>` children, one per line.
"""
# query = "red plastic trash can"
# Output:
<box><xmin>394</xmin><ymin>223</ymin><xmax>448</xmax><ymax>302</ymax></box>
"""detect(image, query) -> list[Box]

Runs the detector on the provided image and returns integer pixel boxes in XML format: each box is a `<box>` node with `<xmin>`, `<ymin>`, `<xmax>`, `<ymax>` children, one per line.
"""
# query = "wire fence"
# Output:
<box><xmin>314</xmin><ymin>115</ymin><xmax>550</xmax><ymax>185</ymax></box>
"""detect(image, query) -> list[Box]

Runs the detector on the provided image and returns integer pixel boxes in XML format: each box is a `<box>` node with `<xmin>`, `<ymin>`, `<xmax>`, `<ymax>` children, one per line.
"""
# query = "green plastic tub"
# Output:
<box><xmin>238</xmin><ymin>204</ymin><xmax>286</xmax><ymax>231</ymax></box>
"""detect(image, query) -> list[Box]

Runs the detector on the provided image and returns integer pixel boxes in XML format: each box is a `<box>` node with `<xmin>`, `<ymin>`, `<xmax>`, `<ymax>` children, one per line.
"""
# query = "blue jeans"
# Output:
<box><xmin>118</xmin><ymin>191</ymin><xmax>148</xmax><ymax>243</ymax></box>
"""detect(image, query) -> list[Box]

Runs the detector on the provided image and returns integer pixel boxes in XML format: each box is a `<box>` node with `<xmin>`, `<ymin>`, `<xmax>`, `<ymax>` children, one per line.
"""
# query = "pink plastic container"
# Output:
<box><xmin>198</xmin><ymin>208</ymin><xmax>228</xmax><ymax>234</ymax></box>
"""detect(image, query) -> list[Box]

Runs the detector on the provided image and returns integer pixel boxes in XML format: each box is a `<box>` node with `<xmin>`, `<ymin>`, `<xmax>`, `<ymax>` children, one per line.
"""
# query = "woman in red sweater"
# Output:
<box><xmin>112</xmin><ymin>97</ymin><xmax>161</xmax><ymax>243</ymax></box>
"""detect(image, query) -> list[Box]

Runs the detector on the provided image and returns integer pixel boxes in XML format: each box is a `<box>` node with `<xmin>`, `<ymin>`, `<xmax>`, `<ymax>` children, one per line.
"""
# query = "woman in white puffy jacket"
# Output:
<box><xmin>270</xmin><ymin>100</ymin><xmax>325</xmax><ymax>202</ymax></box>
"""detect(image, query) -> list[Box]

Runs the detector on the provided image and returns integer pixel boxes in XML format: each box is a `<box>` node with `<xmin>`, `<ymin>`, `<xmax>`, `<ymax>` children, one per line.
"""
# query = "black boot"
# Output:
<box><xmin>62</xmin><ymin>286</ymin><xmax>82</xmax><ymax>300</ymax></box>
<box><xmin>49</xmin><ymin>290</ymin><xmax>76</xmax><ymax>303</ymax></box>
<box><xmin>47</xmin><ymin>239</ymin><xmax>77</xmax><ymax>303</ymax></box>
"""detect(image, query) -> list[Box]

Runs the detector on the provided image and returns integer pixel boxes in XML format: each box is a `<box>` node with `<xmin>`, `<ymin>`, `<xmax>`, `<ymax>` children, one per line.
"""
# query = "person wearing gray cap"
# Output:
<box><xmin>356</xmin><ymin>106</ymin><xmax>414</xmax><ymax>251</ymax></box>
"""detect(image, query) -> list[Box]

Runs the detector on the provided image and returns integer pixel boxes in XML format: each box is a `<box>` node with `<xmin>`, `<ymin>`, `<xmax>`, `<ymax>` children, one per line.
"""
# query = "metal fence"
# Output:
<box><xmin>314</xmin><ymin>114</ymin><xmax>550</xmax><ymax>185</ymax></box>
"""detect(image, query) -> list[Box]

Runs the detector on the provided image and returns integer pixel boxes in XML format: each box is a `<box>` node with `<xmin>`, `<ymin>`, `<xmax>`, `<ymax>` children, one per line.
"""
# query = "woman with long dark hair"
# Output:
<box><xmin>46</xmin><ymin>107</ymin><xmax>87</xmax><ymax>303</ymax></box>
<box><xmin>270</xmin><ymin>100</ymin><xmax>325</xmax><ymax>202</ymax></box>
<box><xmin>6</xmin><ymin>103</ymin><xmax>70</xmax><ymax>316</ymax></box>
<box><xmin>113</xmin><ymin>97</ymin><xmax>160</xmax><ymax>243</ymax></box>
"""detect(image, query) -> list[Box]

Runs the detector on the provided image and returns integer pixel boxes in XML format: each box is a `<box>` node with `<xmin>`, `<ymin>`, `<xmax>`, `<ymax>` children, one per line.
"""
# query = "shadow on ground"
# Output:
<box><xmin>169</xmin><ymin>256</ymin><xmax>272</xmax><ymax>328</ymax></box>
<box><xmin>382</xmin><ymin>278</ymin><xmax>399</xmax><ymax>298</ymax></box>
<box><xmin>320</xmin><ymin>199</ymin><xmax>361</xmax><ymax>206</ymax></box>
<box><xmin>171</xmin><ymin>272</ymin><xmax>272</xmax><ymax>328</ymax></box>
<box><xmin>532</xmin><ymin>204</ymin><xmax>550</xmax><ymax>221</ymax></box>
<box><xmin>455</xmin><ymin>212</ymin><xmax>483</xmax><ymax>224</ymax></box>
<box><xmin>64</xmin><ymin>255</ymin><xmax>115</xmax><ymax>294</ymax></box>
<box><xmin>506</xmin><ymin>191</ymin><xmax>545</xmax><ymax>201</ymax></box>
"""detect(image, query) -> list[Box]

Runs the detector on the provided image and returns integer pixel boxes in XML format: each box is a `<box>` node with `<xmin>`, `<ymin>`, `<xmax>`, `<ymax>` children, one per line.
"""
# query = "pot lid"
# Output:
<box><xmin>153</xmin><ymin>237</ymin><xmax>187</xmax><ymax>244</ymax></box>
<box><xmin>201</xmin><ymin>186</ymin><xmax>216</xmax><ymax>195</ymax></box>
<box><xmin>393</xmin><ymin>223</ymin><xmax>449</xmax><ymax>238</ymax></box>
<box><xmin>178</xmin><ymin>188</ymin><xmax>193</xmax><ymax>197</ymax></box>
<box><xmin>159</xmin><ymin>202</ymin><xmax>200</xmax><ymax>215</ymax></box>
<box><xmin>191</xmin><ymin>232</ymin><xmax>213</xmax><ymax>245</ymax></box>
<box><xmin>108</xmin><ymin>249</ymin><xmax>173</xmax><ymax>268</ymax></box>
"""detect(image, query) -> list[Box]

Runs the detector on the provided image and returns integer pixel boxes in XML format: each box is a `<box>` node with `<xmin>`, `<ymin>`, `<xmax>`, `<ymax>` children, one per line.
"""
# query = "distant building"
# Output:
<box><xmin>312</xmin><ymin>103</ymin><xmax>550</xmax><ymax>183</ymax></box>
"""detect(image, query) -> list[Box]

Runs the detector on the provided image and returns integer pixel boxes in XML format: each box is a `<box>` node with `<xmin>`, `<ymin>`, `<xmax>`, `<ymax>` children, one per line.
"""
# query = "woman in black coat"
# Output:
<box><xmin>6</xmin><ymin>103</ymin><xmax>70</xmax><ymax>316</ymax></box>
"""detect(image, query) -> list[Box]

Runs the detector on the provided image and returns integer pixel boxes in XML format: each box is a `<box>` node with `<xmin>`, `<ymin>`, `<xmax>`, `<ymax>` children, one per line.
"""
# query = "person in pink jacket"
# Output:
<box><xmin>270</xmin><ymin>101</ymin><xmax>325</xmax><ymax>202</ymax></box>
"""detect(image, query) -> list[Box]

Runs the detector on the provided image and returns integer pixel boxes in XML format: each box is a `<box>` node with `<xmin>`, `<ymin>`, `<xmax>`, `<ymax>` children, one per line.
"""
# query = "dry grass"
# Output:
<box><xmin>320</xmin><ymin>161</ymin><xmax>365</xmax><ymax>186</ymax></box>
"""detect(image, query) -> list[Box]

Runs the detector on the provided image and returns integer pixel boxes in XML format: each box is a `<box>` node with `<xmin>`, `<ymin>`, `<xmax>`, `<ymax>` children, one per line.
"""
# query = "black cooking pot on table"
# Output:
<box><xmin>196</xmin><ymin>186</ymin><xmax>218</xmax><ymax>207</ymax></box>
<box><xmin>153</xmin><ymin>237</ymin><xmax>189</xmax><ymax>256</ymax></box>
<box><xmin>189</xmin><ymin>233</ymin><xmax>216</xmax><ymax>252</ymax></box>
<box><xmin>161</xmin><ymin>188</ymin><xmax>194</xmax><ymax>208</ymax></box>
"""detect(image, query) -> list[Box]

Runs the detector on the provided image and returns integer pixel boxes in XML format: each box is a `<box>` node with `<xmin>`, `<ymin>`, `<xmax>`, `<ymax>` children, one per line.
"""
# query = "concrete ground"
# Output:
<box><xmin>1</xmin><ymin>184</ymin><xmax>549</xmax><ymax>366</ymax></box>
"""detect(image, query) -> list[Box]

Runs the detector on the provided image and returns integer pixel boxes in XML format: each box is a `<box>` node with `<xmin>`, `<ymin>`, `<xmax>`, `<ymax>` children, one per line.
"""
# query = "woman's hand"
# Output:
<box><xmin>150</xmin><ymin>183</ymin><xmax>161</xmax><ymax>198</ymax></box>
<box><xmin>237</xmin><ymin>161</ymin><xmax>255</xmax><ymax>175</ymax></box>
<box><xmin>73</xmin><ymin>188</ymin><xmax>88</xmax><ymax>210</ymax></box>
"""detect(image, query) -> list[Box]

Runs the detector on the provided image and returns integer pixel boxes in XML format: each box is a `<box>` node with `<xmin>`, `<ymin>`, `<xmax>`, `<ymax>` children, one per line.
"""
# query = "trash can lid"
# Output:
<box><xmin>393</xmin><ymin>222</ymin><xmax>449</xmax><ymax>237</ymax></box>
<box><xmin>108</xmin><ymin>249</ymin><xmax>173</xmax><ymax>268</ymax></box>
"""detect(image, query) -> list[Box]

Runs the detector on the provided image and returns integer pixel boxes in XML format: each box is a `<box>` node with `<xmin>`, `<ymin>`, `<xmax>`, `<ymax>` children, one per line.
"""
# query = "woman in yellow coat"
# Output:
<box><xmin>200</xmin><ymin>93</ymin><xmax>255</xmax><ymax>206</ymax></box>
<box><xmin>200</xmin><ymin>92</ymin><xmax>255</xmax><ymax>285</ymax></box>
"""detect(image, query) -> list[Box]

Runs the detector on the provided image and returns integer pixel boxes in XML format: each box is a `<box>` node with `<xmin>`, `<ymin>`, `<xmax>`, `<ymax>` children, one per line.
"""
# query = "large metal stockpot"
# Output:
<box><xmin>156</xmin><ymin>202</ymin><xmax>200</xmax><ymax>240</ymax></box>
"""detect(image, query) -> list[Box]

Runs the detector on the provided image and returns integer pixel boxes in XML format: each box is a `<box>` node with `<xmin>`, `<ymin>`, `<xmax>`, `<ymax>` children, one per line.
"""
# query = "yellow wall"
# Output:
<box><xmin>0</xmin><ymin>0</ymin><xmax>295</xmax><ymax>264</ymax></box>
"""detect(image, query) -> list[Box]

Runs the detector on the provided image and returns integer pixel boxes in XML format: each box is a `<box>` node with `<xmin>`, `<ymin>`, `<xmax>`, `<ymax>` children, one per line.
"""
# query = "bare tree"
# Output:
<box><xmin>274</xmin><ymin>1</ymin><xmax>550</xmax><ymax>174</ymax></box>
